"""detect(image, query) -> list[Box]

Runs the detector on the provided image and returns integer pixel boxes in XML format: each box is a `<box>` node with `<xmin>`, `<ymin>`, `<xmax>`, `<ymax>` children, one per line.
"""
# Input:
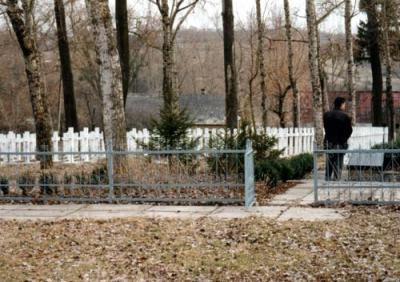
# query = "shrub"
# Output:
<box><xmin>255</xmin><ymin>153</ymin><xmax>313</xmax><ymax>188</ymax></box>
<box><xmin>208</xmin><ymin>122</ymin><xmax>282</xmax><ymax>177</ymax></box>
<box><xmin>209</xmin><ymin>123</ymin><xmax>282</xmax><ymax>159</ymax></box>
<box><xmin>371</xmin><ymin>139</ymin><xmax>400</xmax><ymax>170</ymax></box>
<box><xmin>90</xmin><ymin>165</ymin><xmax>108</xmax><ymax>185</ymax></box>
<box><xmin>288</xmin><ymin>154</ymin><xmax>314</xmax><ymax>179</ymax></box>
<box><xmin>17</xmin><ymin>172</ymin><xmax>36</xmax><ymax>196</ymax></box>
<box><xmin>0</xmin><ymin>176</ymin><xmax>9</xmax><ymax>195</ymax></box>
<box><xmin>63</xmin><ymin>173</ymin><xmax>74</xmax><ymax>196</ymax></box>
<box><xmin>39</xmin><ymin>172</ymin><xmax>58</xmax><ymax>195</ymax></box>
<box><xmin>372</xmin><ymin>138</ymin><xmax>400</xmax><ymax>149</ymax></box>
<box><xmin>146</xmin><ymin>107</ymin><xmax>197</xmax><ymax>150</ymax></box>
<box><xmin>255</xmin><ymin>160</ymin><xmax>283</xmax><ymax>188</ymax></box>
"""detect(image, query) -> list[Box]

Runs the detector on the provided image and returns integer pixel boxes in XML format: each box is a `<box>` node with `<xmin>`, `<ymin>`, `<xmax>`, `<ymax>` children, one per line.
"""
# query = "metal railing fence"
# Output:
<box><xmin>313</xmin><ymin>147</ymin><xmax>400</xmax><ymax>205</ymax></box>
<box><xmin>0</xmin><ymin>141</ymin><xmax>255</xmax><ymax>208</ymax></box>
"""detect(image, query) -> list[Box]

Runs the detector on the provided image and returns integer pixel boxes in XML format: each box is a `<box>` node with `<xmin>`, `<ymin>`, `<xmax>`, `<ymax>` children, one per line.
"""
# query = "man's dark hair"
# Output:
<box><xmin>334</xmin><ymin>97</ymin><xmax>346</xmax><ymax>110</ymax></box>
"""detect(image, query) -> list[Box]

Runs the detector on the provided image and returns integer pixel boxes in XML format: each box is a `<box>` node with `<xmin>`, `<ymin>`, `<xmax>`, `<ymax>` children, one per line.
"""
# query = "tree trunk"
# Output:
<box><xmin>222</xmin><ymin>0</ymin><xmax>238</xmax><ymax>130</ymax></box>
<box><xmin>383</xmin><ymin>2</ymin><xmax>394</xmax><ymax>141</ymax></box>
<box><xmin>116</xmin><ymin>0</ymin><xmax>130</xmax><ymax>106</ymax></box>
<box><xmin>283</xmin><ymin>0</ymin><xmax>300</xmax><ymax>127</ymax></box>
<box><xmin>161</xmin><ymin>0</ymin><xmax>179</xmax><ymax>114</ymax></box>
<box><xmin>345</xmin><ymin>0</ymin><xmax>356</xmax><ymax>125</ymax></box>
<box><xmin>278</xmin><ymin>89</ymin><xmax>285</xmax><ymax>128</ymax></box>
<box><xmin>85</xmin><ymin>0</ymin><xmax>127</xmax><ymax>164</ymax></box>
<box><xmin>255</xmin><ymin>0</ymin><xmax>268</xmax><ymax>129</ymax></box>
<box><xmin>54</xmin><ymin>0</ymin><xmax>79</xmax><ymax>131</ymax></box>
<box><xmin>248</xmin><ymin>77</ymin><xmax>257</xmax><ymax>132</ymax></box>
<box><xmin>316</xmin><ymin>28</ymin><xmax>330</xmax><ymax>112</ymax></box>
<box><xmin>248</xmin><ymin>29</ymin><xmax>258</xmax><ymax>132</ymax></box>
<box><xmin>366</xmin><ymin>5</ymin><xmax>383</xmax><ymax>126</ymax></box>
<box><xmin>306</xmin><ymin>0</ymin><xmax>324</xmax><ymax>148</ymax></box>
<box><xmin>6</xmin><ymin>0</ymin><xmax>53</xmax><ymax>169</ymax></box>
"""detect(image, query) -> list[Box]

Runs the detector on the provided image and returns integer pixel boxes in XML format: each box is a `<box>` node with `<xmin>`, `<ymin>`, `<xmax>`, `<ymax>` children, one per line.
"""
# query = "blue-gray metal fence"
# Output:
<box><xmin>313</xmin><ymin>147</ymin><xmax>400</xmax><ymax>205</ymax></box>
<box><xmin>0</xmin><ymin>143</ymin><xmax>255</xmax><ymax>208</ymax></box>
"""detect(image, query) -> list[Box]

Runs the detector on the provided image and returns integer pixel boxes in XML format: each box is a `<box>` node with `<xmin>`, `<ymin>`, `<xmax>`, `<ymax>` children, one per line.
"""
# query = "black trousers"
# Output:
<box><xmin>325</xmin><ymin>144</ymin><xmax>346</xmax><ymax>181</ymax></box>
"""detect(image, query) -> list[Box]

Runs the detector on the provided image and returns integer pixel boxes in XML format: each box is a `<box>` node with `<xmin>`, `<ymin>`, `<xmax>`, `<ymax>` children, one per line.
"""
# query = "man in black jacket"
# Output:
<box><xmin>323</xmin><ymin>97</ymin><xmax>353</xmax><ymax>181</ymax></box>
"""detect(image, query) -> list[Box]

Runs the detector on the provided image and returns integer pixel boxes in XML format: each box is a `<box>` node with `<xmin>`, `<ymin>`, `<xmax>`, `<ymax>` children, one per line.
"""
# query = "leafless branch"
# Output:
<box><xmin>316</xmin><ymin>0</ymin><xmax>345</xmax><ymax>25</ymax></box>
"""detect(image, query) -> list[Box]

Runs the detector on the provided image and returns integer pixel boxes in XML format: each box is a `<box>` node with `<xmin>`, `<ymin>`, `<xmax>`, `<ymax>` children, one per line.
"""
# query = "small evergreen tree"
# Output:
<box><xmin>146</xmin><ymin>107</ymin><xmax>197</xmax><ymax>150</ymax></box>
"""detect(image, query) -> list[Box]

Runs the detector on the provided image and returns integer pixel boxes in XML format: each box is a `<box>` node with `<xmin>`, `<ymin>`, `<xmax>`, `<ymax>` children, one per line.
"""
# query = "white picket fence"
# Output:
<box><xmin>0</xmin><ymin>126</ymin><xmax>388</xmax><ymax>164</ymax></box>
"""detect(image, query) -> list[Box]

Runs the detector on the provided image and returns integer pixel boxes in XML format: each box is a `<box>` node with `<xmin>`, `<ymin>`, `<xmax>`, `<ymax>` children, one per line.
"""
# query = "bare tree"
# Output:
<box><xmin>316</xmin><ymin>30</ymin><xmax>330</xmax><ymax>113</ymax></box>
<box><xmin>359</xmin><ymin>0</ymin><xmax>383</xmax><ymax>126</ymax></box>
<box><xmin>316</xmin><ymin>1</ymin><xmax>345</xmax><ymax>113</ymax></box>
<box><xmin>85</xmin><ymin>0</ymin><xmax>127</xmax><ymax>160</ymax></box>
<box><xmin>116</xmin><ymin>0</ymin><xmax>130</xmax><ymax>106</ymax></box>
<box><xmin>149</xmin><ymin>0</ymin><xmax>201</xmax><ymax>114</ymax></box>
<box><xmin>54</xmin><ymin>0</ymin><xmax>79</xmax><ymax>130</ymax></box>
<box><xmin>271</xmin><ymin>83</ymin><xmax>291</xmax><ymax>128</ymax></box>
<box><xmin>345</xmin><ymin>0</ymin><xmax>356</xmax><ymax>124</ymax></box>
<box><xmin>382</xmin><ymin>0</ymin><xmax>394</xmax><ymax>141</ymax></box>
<box><xmin>255</xmin><ymin>0</ymin><xmax>268</xmax><ymax>129</ymax></box>
<box><xmin>283</xmin><ymin>0</ymin><xmax>300</xmax><ymax>127</ymax></box>
<box><xmin>306</xmin><ymin>0</ymin><xmax>324</xmax><ymax>147</ymax></box>
<box><xmin>5</xmin><ymin>0</ymin><xmax>53</xmax><ymax>168</ymax></box>
<box><xmin>222</xmin><ymin>0</ymin><xmax>238</xmax><ymax>129</ymax></box>
<box><xmin>245</xmin><ymin>17</ymin><xmax>258</xmax><ymax>131</ymax></box>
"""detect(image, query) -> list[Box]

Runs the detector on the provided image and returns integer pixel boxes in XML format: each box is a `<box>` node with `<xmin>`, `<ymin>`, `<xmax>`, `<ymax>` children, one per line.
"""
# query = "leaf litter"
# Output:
<box><xmin>0</xmin><ymin>207</ymin><xmax>398</xmax><ymax>281</ymax></box>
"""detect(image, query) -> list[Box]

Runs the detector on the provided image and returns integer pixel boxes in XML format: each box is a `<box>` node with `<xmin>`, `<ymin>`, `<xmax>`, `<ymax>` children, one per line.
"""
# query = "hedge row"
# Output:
<box><xmin>255</xmin><ymin>153</ymin><xmax>313</xmax><ymax>188</ymax></box>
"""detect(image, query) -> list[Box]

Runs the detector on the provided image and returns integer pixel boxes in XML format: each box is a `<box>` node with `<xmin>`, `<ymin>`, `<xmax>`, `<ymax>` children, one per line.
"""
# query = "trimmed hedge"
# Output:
<box><xmin>255</xmin><ymin>153</ymin><xmax>313</xmax><ymax>188</ymax></box>
<box><xmin>372</xmin><ymin>138</ymin><xmax>400</xmax><ymax>149</ymax></box>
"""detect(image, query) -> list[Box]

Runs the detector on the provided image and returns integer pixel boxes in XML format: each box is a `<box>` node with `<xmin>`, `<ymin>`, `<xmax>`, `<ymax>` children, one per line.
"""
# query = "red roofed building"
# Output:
<box><xmin>300</xmin><ymin>91</ymin><xmax>400</xmax><ymax>125</ymax></box>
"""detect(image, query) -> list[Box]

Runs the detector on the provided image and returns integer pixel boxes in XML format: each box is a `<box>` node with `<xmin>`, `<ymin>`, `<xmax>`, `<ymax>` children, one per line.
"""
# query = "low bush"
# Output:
<box><xmin>207</xmin><ymin>123</ymin><xmax>282</xmax><ymax>177</ymax></box>
<box><xmin>289</xmin><ymin>154</ymin><xmax>314</xmax><ymax>179</ymax></box>
<box><xmin>17</xmin><ymin>172</ymin><xmax>36</xmax><ymax>196</ymax></box>
<box><xmin>255</xmin><ymin>153</ymin><xmax>313</xmax><ymax>188</ymax></box>
<box><xmin>39</xmin><ymin>172</ymin><xmax>58</xmax><ymax>195</ymax></box>
<box><xmin>371</xmin><ymin>139</ymin><xmax>400</xmax><ymax>170</ymax></box>
<box><xmin>372</xmin><ymin>138</ymin><xmax>400</xmax><ymax>149</ymax></box>
<box><xmin>90</xmin><ymin>165</ymin><xmax>108</xmax><ymax>185</ymax></box>
<box><xmin>255</xmin><ymin>160</ymin><xmax>285</xmax><ymax>187</ymax></box>
<box><xmin>0</xmin><ymin>176</ymin><xmax>9</xmax><ymax>195</ymax></box>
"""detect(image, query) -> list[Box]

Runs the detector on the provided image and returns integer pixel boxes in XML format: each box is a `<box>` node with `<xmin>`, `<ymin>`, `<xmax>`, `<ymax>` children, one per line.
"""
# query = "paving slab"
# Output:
<box><xmin>300</xmin><ymin>194</ymin><xmax>315</xmax><ymax>205</ymax></box>
<box><xmin>4</xmin><ymin>209</ymin><xmax>72</xmax><ymax>218</ymax></box>
<box><xmin>272</xmin><ymin>193</ymin><xmax>310</xmax><ymax>201</ymax></box>
<box><xmin>64</xmin><ymin>210</ymin><xmax>145</xmax><ymax>220</ymax></box>
<box><xmin>85</xmin><ymin>204</ymin><xmax>151</xmax><ymax>212</ymax></box>
<box><xmin>208</xmin><ymin>207</ymin><xmax>253</xmax><ymax>219</ymax></box>
<box><xmin>4</xmin><ymin>204</ymin><xmax>84</xmax><ymax>211</ymax></box>
<box><xmin>147</xmin><ymin>206</ymin><xmax>216</xmax><ymax>213</ymax></box>
<box><xmin>291</xmin><ymin>180</ymin><xmax>313</xmax><ymax>186</ymax></box>
<box><xmin>0</xmin><ymin>205</ymin><xmax>30</xmax><ymax>210</ymax></box>
<box><xmin>268</xmin><ymin>200</ymin><xmax>294</xmax><ymax>206</ymax></box>
<box><xmin>142</xmin><ymin>211</ymin><xmax>207</xmax><ymax>219</ymax></box>
<box><xmin>248</xmin><ymin>206</ymin><xmax>287</xmax><ymax>218</ymax></box>
<box><xmin>278</xmin><ymin>207</ymin><xmax>344</xmax><ymax>221</ymax></box>
<box><xmin>0</xmin><ymin>216</ymin><xmax>59</xmax><ymax>221</ymax></box>
<box><xmin>293</xmin><ymin>184</ymin><xmax>313</xmax><ymax>189</ymax></box>
<box><xmin>0</xmin><ymin>179</ymin><xmax>350</xmax><ymax>221</ymax></box>
<box><xmin>0</xmin><ymin>210</ymin><xmax>12</xmax><ymax>216</ymax></box>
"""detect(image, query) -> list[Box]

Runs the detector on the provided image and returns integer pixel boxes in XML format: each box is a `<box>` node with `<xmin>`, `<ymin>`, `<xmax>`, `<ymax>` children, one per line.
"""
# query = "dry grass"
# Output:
<box><xmin>0</xmin><ymin>157</ymin><xmax>245</xmax><ymax>203</ymax></box>
<box><xmin>0</xmin><ymin>207</ymin><xmax>399</xmax><ymax>281</ymax></box>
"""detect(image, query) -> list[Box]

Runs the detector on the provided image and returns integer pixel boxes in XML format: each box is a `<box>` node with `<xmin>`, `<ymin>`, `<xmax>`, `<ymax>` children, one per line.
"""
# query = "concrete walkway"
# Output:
<box><xmin>269</xmin><ymin>180</ymin><xmax>314</xmax><ymax>206</ymax></box>
<box><xmin>0</xmin><ymin>181</ymin><xmax>345</xmax><ymax>221</ymax></box>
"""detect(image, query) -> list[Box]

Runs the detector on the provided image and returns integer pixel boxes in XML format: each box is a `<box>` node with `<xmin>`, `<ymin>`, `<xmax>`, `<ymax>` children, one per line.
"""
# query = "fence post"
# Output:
<box><xmin>245</xmin><ymin>139</ymin><xmax>255</xmax><ymax>208</ymax></box>
<box><xmin>313</xmin><ymin>142</ymin><xmax>319</xmax><ymax>203</ymax></box>
<box><xmin>106</xmin><ymin>140</ymin><xmax>114</xmax><ymax>203</ymax></box>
